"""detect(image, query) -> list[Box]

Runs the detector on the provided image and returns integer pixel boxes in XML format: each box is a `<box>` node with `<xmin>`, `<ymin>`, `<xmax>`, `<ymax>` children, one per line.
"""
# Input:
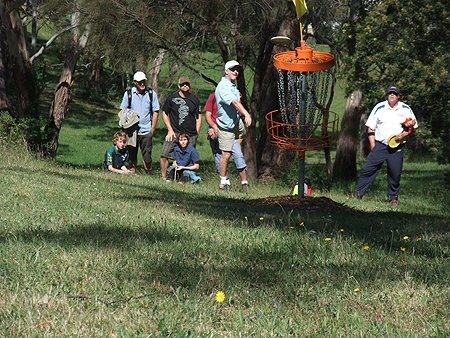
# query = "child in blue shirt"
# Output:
<box><xmin>104</xmin><ymin>131</ymin><xmax>132</xmax><ymax>174</ymax></box>
<box><xmin>167</xmin><ymin>130</ymin><xmax>201</xmax><ymax>183</ymax></box>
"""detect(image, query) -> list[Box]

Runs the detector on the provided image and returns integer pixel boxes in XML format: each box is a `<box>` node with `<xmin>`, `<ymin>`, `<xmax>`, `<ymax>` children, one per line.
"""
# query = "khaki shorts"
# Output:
<box><xmin>218</xmin><ymin>119</ymin><xmax>246</xmax><ymax>152</ymax></box>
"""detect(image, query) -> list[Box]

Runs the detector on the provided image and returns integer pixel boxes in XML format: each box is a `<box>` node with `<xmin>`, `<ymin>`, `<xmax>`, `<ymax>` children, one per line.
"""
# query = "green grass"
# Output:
<box><xmin>1</xmin><ymin>135</ymin><xmax>450</xmax><ymax>337</ymax></box>
<box><xmin>4</xmin><ymin>39</ymin><xmax>450</xmax><ymax>337</ymax></box>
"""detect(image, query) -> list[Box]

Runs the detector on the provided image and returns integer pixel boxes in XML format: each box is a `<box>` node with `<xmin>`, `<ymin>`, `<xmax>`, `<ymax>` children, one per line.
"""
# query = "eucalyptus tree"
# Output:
<box><xmin>339</xmin><ymin>0</ymin><xmax>450</xmax><ymax>164</ymax></box>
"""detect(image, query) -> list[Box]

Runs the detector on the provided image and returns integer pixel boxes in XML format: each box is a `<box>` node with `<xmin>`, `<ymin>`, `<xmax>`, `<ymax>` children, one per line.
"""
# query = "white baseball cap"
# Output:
<box><xmin>225</xmin><ymin>60</ymin><xmax>240</xmax><ymax>70</ymax></box>
<box><xmin>133</xmin><ymin>71</ymin><xmax>147</xmax><ymax>82</ymax></box>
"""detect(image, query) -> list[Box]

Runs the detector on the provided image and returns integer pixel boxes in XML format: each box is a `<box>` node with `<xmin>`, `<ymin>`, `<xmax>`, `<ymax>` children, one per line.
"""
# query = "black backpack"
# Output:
<box><xmin>127</xmin><ymin>87</ymin><xmax>153</xmax><ymax>113</ymax></box>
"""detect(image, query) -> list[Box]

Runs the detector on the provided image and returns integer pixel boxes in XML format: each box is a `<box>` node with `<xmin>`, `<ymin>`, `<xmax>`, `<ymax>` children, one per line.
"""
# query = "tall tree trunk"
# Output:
<box><xmin>359</xmin><ymin>113</ymin><xmax>370</xmax><ymax>159</ymax></box>
<box><xmin>148</xmin><ymin>48</ymin><xmax>165</xmax><ymax>91</ymax></box>
<box><xmin>45</xmin><ymin>20</ymin><xmax>90</xmax><ymax>157</ymax></box>
<box><xmin>235</xmin><ymin>39</ymin><xmax>257</xmax><ymax>179</ymax></box>
<box><xmin>0</xmin><ymin>23</ymin><xmax>10</xmax><ymax>111</ymax></box>
<box><xmin>2</xmin><ymin>0</ymin><xmax>32</xmax><ymax>118</ymax></box>
<box><xmin>89</xmin><ymin>58</ymin><xmax>104</xmax><ymax>95</ymax></box>
<box><xmin>254</xmin><ymin>10</ymin><xmax>299</xmax><ymax>178</ymax></box>
<box><xmin>332</xmin><ymin>90</ymin><xmax>363</xmax><ymax>180</ymax></box>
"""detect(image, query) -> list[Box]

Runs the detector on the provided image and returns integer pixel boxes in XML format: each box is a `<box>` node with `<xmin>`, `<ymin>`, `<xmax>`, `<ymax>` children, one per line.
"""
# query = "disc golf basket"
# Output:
<box><xmin>266</xmin><ymin>40</ymin><xmax>339</xmax><ymax>198</ymax></box>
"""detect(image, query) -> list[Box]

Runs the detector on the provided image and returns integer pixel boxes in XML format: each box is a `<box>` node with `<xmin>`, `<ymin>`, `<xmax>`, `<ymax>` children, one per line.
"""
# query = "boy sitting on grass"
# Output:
<box><xmin>166</xmin><ymin>130</ymin><xmax>201</xmax><ymax>183</ymax></box>
<box><xmin>104</xmin><ymin>131</ymin><xmax>132</xmax><ymax>174</ymax></box>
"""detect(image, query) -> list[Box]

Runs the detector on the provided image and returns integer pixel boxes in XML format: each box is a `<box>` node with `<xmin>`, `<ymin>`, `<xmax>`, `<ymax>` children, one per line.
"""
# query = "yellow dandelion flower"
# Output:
<box><xmin>403</xmin><ymin>236</ymin><xmax>409</xmax><ymax>240</ymax></box>
<box><xmin>416</xmin><ymin>238</ymin><xmax>422</xmax><ymax>241</ymax></box>
<box><xmin>403</xmin><ymin>262</ymin><xmax>407</xmax><ymax>266</ymax></box>
<box><xmin>340</xmin><ymin>229</ymin><xmax>344</xmax><ymax>232</ymax></box>
<box><xmin>216</xmin><ymin>291</ymin><xmax>225</xmax><ymax>303</ymax></box>
<box><xmin>260</xmin><ymin>217</ymin><xmax>264</xmax><ymax>221</ymax></box>
<box><xmin>300</xmin><ymin>222</ymin><xmax>304</xmax><ymax>226</ymax></box>
<box><xmin>290</xmin><ymin>226</ymin><xmax>294</xmax><ymax>229</ymax></box>
<box><xmin>400</xmin><ymin>247</ymin><xmax>405</xmax><ymax>251</ymax></box>
<box><xmin>364</xmin><ymin>246</ymin><xmax>369</xmax><ymax>250</ymax></box>
<box><xmin>325</xmin><ymin>238</ymin><xmax>331</xmax><ymax>241</ymax></box>
<box><xmin>349</xmin><ymin>259</ymin><xmax>352</xmax><ymax>262</ymax></box>
<box><xmin>353</xmin><ymin>288</ymin><xmax>360</xmax><ymax>292</ymax></box>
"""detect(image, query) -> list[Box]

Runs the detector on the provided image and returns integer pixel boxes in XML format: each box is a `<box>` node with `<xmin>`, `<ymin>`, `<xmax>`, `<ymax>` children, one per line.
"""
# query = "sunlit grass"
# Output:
<box><xmin>1</xmin><ymin>139</ymin><xmax>450</xmax><ymax>337</ymax></box>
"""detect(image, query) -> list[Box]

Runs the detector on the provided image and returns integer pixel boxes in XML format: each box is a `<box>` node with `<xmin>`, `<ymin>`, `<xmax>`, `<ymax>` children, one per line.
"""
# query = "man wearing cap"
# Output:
<box><xmin>352</xmin><ymin>85</ymin><xmax>418</xmax><ymax>204</ymax></box>
<box><xmin>215</xmin><ymin>60</ymin><xmax>252</xmax><ymax>191</ymax></box>
<box><xmin>120</xmin><ymin>71</ymin><xmax>160</xmax><ymax>175</ymax></box>
<box><xmin>160</xmin><ymin>76</ymin><xmax>202</xmax><ymax>179</ymax></box>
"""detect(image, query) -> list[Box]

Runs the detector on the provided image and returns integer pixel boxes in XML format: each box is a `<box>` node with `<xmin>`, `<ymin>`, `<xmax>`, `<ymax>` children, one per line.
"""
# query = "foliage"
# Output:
<box><xmin>0</xmin><ymin>111</ymin><xmax>23</xmax><ymax>143</ymax></box>
<box><xmin>339</xmin><ymin>0</ymin><xmax>450</xmax><ymax>163</ymax></box>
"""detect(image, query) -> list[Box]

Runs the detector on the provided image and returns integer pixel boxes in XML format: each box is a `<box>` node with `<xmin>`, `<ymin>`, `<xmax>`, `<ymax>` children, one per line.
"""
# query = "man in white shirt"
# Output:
<box><xmin>352</xmin><ymin>85</ymin><xmax>418</xmax><ymax>205</ymax></box>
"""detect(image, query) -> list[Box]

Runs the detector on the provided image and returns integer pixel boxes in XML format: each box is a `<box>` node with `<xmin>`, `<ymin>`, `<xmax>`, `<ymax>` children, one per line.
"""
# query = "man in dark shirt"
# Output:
<box><xmin>160</xmin><ymin>76</ymin><xmax>202</xmax><ymax>179</ymax></box>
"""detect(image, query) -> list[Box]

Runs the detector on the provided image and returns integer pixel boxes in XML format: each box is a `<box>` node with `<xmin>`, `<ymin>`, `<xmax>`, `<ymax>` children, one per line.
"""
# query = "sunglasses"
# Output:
<box><xmin>388</xmin><ymin>92</ymin><xmax>399</xmax><ymax>96</ymax></box>
<box><xmin>180</xmin><ymin>82</ymin><xmax>190</xmax><ymax>87</ymax></box>
<box><xmin>228</xmin><ymin>67</ymin><xmax>240</xmax><ymax>72</ymax></box>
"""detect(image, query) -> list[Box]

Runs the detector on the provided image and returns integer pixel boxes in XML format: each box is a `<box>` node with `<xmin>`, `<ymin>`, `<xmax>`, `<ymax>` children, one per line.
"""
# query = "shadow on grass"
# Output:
<box><xmin>3</xmin><ymin>165</ymin><xmax>450</xmax><ymax>295</ymax></box>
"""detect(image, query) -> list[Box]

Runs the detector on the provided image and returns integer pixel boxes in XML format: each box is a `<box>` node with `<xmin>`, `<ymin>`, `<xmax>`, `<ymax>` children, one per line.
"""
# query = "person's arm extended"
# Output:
<box><xmin>108</xmin><ymin>164</ymin><xmax>131</xmax><ymax>174</ymax></box>
<box><xmin>162</xmin><ymin>111</ymin><xmax>175</xmax><ymax>141</ymax></box>
<box><xmin>205</xmin><ymin>111</ymin><xmax>218</xmax><ymax>137</ymax></box>
<box><xmin>151</xmin><ymin>111</ymin><xmax>159</xmax><ymax>134</ymax></box>
<box><xmin>176</xmin><ymin>161</ymin><xmax>199</xmax><ymax>171</ymax></box>
<box><xmin>196</xmin><ymin>113</ymin><xmax>202</xmax><ymax>135</ymax></box>
<box><xmin>231</xmin><ymin>99</ymin><xmax>251</xmax><ymax>127</ymax></box>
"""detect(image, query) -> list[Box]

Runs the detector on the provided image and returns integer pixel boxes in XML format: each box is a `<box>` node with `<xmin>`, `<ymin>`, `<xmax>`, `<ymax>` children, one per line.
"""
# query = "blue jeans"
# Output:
<box><xmin>208</xmin><ymin>128</ymin><xmax>246</xmax><ymax>173</ymax></box>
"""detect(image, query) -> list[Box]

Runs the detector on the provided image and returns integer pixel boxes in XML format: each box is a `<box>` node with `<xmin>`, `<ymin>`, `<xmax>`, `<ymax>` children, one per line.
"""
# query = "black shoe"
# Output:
<box><xmin>145</xmin><ymin>169</ymin><xmax>152</xmax><ymax>176</ymax></box>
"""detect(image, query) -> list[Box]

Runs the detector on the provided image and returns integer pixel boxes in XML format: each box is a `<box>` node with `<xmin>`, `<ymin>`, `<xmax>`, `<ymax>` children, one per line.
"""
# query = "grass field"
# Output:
<box><xmin>1</xmin><ymin>90</ymin><xmax>450</xmax><ymax>336</ymax></box>
<box><xmin>2</xmin><ymin>41</ymin><xmax>450</xmax><ymax>336</ymax></box>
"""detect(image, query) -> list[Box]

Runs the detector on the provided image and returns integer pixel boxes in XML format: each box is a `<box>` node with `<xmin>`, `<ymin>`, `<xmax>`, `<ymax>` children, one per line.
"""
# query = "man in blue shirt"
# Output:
<box><xmin>215</xmin><ymin>60</ymin><xmax>252</xmax><ymax>190</ymax></box>
<box><xmin>120</xmin><ymin>71</ymin><xmax>160</xmax><ymax>175</ymax></box>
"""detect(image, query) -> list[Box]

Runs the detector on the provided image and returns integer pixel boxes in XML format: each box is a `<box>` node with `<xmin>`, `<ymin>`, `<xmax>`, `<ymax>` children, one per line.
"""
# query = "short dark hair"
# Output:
<box><xmin>177</xmin><ymin>130</ymin><xmax>190</xmax><ymax>141</ymax></box>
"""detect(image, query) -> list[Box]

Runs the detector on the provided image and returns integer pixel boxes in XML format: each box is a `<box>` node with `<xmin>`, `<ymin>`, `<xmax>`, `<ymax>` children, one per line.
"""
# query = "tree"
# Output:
<box><xmin>44</xmin><ymin>6</ymin><xmax>91</xmax><ymax>157</ymax></box>
<box><xmin>340</xmin><ymin>0</ymin><xmax>450</xmax><ymax>163</ymax></box>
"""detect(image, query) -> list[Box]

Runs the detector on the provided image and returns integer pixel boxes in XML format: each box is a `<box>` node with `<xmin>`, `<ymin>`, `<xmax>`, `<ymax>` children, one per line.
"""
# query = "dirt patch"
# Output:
<box><xmin>246</xmin><ymin>195</ymin><xmax>361</xmax><ymax>214</ymax></box>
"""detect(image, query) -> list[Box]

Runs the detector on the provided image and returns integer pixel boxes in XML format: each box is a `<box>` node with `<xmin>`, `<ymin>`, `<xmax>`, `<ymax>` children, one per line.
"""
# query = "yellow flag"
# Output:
<box><xmin>292</xmin><ymin>0</ymin><xmax>307</xmax><ymax>19</ymax></box>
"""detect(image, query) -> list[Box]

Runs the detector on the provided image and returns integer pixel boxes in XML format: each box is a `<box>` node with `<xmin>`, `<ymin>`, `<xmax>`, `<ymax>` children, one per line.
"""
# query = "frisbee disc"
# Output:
<box><xmin>388</xmin><ymin>134</ymin><xmax>400</xmax><ymax>148</ymax></box>
<box><xmin>270</xmin><ymin>36</ymin><xmax>292</xmax><ymax>45</ymax></box>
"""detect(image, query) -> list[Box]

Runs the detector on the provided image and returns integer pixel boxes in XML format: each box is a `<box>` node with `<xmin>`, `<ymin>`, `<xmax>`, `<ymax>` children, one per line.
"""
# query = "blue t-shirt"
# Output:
<box><xmin>174</xmin><ymin>144</ymin><xmax>200</xmax><ymax>167</ymax></box>
<box><xmin>120</xmin><ymin>87</ymin><xmax>160</xmax><ymax>134</ymax></box>
<box><xmin>215</xmin><ymin>76</ymin><xmax>240</xmax><ymax>130</ymax></box>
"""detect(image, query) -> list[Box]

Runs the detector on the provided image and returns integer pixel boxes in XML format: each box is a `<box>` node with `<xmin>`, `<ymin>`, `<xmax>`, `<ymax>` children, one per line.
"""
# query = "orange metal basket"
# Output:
<box><xmin>265</xmin><ymin>108</ymin><xmax>339</xmax><ymax>153</ymax></box>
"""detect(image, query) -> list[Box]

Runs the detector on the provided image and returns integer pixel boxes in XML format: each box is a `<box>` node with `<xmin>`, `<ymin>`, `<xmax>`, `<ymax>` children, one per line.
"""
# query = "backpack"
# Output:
<box><xmin>127</xmin><ymin>87</ymin><xmax>153</xmax><ymax>114</ymax></box>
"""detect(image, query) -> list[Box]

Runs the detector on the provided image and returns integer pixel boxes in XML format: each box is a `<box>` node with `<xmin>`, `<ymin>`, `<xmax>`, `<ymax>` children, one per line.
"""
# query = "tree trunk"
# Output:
<box><xmin>235</xmin><ymin>40</ymin><xmax>257</xmax><ymax>179</ymax></box>
<box><xmin>148</xmin><ymin>48</ymin><xmax>165</xmax><ymax>91</ymax></box>
<box><xmin>45</xmin><ymin>20</ymin><xmax>90</xmax><ymax>157</ymax></box>
<box><xmin>254</xmin><ymin>10</ymin><xmax>299</xmax><ymax>178</ymax></box>
<box><xmin>359</xmin><ymin>113</ymin><xmax>370</xmax><ymax>159</ymax></box>
<box><xmin>89</xmin><ymin>58</ymin><xmax>104</xmax><ymax>95</ymax></box>
<box><xmin>2</xmin><ymin>0</ymin><xmax>32</xmax><ymax>118</ymax></box>
<box><xmin>0</xmin><ymin>25</ymin><xmax>10</xmax><ymax>111</ymax></box>
<box><xmin>332</xmin><ymin>90</ymin><xmax>363</xmax><ymax>181</ymax></box>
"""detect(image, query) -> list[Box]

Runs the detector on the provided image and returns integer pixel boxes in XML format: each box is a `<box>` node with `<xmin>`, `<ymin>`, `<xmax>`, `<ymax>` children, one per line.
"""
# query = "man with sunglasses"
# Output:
<box><xmin>352</xmin><ymin>85</ymin><xmax>418</xmax><ymax>205</ymax></box>
<box><xmin>120</xmin><ymin>71</ymin><xmax>160</xmax><ymax>175</ymax></box>
<box><xmin>160</xmin><ymin>76</ymin><xmax>202</xmax><ymax>179</ymax></box>
<box><xmin>215</xmin><ymin>60</ymin><xmax>252</xmax><ymax>191</ymax></box>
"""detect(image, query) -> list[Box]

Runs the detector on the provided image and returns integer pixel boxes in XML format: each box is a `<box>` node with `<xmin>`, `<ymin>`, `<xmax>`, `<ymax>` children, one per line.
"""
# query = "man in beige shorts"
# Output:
<box><xmin>215</xmin><ymin>60</ymin><xmax>252</xmax><ymax>191</ymax></box>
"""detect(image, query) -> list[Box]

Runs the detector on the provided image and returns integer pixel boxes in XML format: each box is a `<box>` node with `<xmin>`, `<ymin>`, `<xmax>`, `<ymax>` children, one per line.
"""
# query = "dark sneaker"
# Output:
<box><xmin>241</xmin><ymin>183</ymin><xmax>249</xmax><ymax>191</ymax></box>
<box><xmin>389</xmin><ymin>199</ymin><xmax>398</xmax><ymax>206</ymax></box>
<box><xmin>145</xmin><ymin>169</ymin><xmax>152</xmax><ymax>176</ymax></box>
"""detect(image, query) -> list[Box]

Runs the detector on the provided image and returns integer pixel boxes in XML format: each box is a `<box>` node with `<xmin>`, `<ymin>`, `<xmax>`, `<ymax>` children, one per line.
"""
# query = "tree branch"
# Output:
<box><xmin>29</xmin><ymin>24</ymin><xmax>78</xmax><ymax>64</ymax></box>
